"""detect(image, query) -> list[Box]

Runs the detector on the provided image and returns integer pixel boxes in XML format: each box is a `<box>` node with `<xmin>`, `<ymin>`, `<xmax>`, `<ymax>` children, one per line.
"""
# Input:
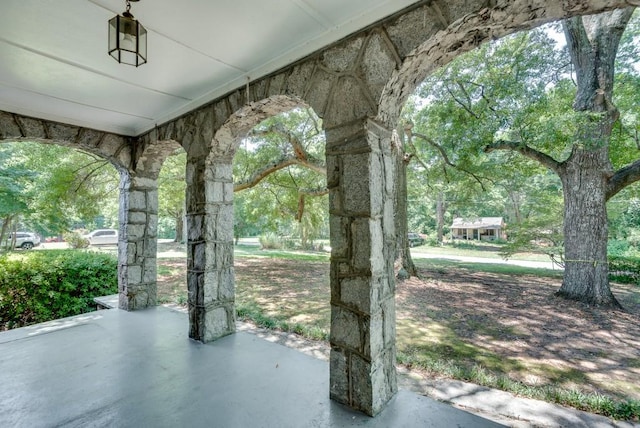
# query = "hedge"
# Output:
<box><xmin>608</xmin><ymin>255</ymin><xmax>640</xmax><ymax>286</ymax></box>
<box><xmin>0</xmin><ymin>250</ymin><xmax>117</xmax><ymax>330</ymax></box>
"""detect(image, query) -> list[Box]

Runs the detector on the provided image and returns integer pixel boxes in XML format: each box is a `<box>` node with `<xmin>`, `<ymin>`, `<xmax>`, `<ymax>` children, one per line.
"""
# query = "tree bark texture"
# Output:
<box><xmin>556</xmin><ymin>8</ymin><xmax>634</xmax><ymax>307</ymax></box>
<box><xmin>435</xmin><ymin>192</ymin><xmax>447</xmax><ymax>245</ymax></box>
<box><xmin>394</xmin><ymin>130</ymin><xmax>417</xmax><ymax>279</ymax></box>
<box><xmin>558</xmin><ymin>147</ymin><xmax>619</xmax><ymax>306</ymax></box>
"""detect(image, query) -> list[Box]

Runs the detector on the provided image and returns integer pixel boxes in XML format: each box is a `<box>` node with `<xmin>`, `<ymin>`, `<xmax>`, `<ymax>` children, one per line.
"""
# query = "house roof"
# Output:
<box><xmin>451</xmin><ymin>217</ymin><xmax>504</xmax><ymax>229</ymax></box>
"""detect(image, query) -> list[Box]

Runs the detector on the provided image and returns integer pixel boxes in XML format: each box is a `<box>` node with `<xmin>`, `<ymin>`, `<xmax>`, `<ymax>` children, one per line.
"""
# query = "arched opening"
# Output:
<box><xmin>386</xmin><ymin>11</ymin><xmax>640</xmax><ymax>416</ymax></box>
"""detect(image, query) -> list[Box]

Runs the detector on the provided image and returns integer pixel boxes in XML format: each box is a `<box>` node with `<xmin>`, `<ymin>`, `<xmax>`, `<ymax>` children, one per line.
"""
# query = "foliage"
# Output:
<box><xmin>0</xmin><ymin>142</ymin><xmax>119</xmax><ymax>239</ymax></box>
<box><xmin>158</xmin><ymin>152</ymin><xmax>186</xmax><ymax>242</ymax></box>
<box><xmin>234</xmin><ymin>108</ymin><xmax>328</xmax><ymax>241</ymax></box>
<box><xmin>259</xmin><ymin>232</ymin><xmax>284</xmax><ymax>250</ymax></box>
<box><xmin>236</xmin><ymin>301</ymin><xmax>328</xmax><ymax>341</ymax></box>
<box><xmin>0</xmin><ymin>250</ymin><xmax>117</xmax><ymax>330</ymax></box>
<box><xmin>63</xmin><ymin>231</ymin><xmax>89</xmax><ymax>249</ymax></box>
<box><xmin>402</xmin><ymin>26</ymin><xmax>569</xmax><ymax>241</ymax></box>
<box><xmin>608</xmin><ymin>256</ymin><xmax>640</xmax><ymax>285</ymax></box>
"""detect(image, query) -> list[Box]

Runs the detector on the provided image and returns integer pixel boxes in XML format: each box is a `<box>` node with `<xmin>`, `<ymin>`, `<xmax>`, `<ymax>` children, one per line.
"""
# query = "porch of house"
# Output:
<box><xmin>0</xmin><ymin>305</ymin><xmax>503</xmax><ymax>428</ymax></box>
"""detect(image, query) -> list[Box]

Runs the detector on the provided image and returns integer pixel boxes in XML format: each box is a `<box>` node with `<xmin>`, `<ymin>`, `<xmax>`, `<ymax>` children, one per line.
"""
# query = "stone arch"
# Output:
<box><xmin>377</xmin><ymin>0</ymin><xmax>638</xmax><ymax>127</ymax></box>
<box><xmin>211</xmin><ymin>95</ymin><xmax>309</xmax><ymax>159</ymax></box>
<box><xmin>185</xmin><ymin>94</ymin><xmax>320</xmax><ymax>343</ymax></box>
<box><xmin>0</xmin><ymin>110</ymin><xmax>132</xmax><ymax>173</ymax></box>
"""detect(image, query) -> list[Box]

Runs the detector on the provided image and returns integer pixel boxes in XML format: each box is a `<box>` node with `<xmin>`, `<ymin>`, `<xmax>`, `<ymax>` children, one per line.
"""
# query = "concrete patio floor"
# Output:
<box><xmin>0</xmin><ymin>306</ymin><xmax>504</xmax><ymax>428</ymax></box>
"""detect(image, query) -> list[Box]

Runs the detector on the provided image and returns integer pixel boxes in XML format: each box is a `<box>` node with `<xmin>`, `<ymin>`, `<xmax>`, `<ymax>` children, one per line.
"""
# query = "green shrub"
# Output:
<box><xmin>259</xmin><ymin>232</ymin><xmax>284</xmax><ymax>250</ymax></box>
<box><xmin>608</xmin><ymin>255</ymin><xmax>640</xmax><ymax>285</ymax></box>
<box><xmin>0</xmin><ymin>250</ymin><xmax>117</xmax><ymax>330</ymax></box>
<box><xmin>63</xmin><ymin>231</ymin><xmax>89</xmax><ymax>249</ymax></box>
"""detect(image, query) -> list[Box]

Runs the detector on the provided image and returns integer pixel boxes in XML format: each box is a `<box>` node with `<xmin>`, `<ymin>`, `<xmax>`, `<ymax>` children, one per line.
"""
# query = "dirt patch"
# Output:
<box><xmin>156</xmin><ymin>255</ymin><xmax>640</xmax><ymax>401</ymax></box>
<box><xmin>400</xmin><ymin>268</ymin><xmax>640</xmax><ymax>400</ymax></box>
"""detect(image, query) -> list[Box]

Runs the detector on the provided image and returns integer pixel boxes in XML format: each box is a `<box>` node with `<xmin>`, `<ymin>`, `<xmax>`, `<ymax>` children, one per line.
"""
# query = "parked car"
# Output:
<box><xmin>84</xmin><ymin>229</ymin><xmax>118</xmax><ymax>245</ymax></box>
<box><xmin>6</xmin><ymin>232</ymin><xmax>41</xmax><ymax>250</ymax></box>
<box><xmin>408</xmin><ymin>232</ymin><xmax>425</xmax><ymax>247</ymax></box>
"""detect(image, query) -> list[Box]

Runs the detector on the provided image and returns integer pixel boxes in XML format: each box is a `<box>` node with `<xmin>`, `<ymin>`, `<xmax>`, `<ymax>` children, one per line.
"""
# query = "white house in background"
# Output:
<box><xmin>450</xmin><ymin>217</ymin><xmax>506</xmax><ymax>241</ymax></box>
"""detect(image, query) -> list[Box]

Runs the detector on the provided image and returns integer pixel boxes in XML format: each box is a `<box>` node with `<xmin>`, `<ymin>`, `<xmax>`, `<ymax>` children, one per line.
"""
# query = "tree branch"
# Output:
<box><xmin>607</xmin><ymin>159</ymin><xmax>640</xmax><ymax>200</ymax></box>
<box><xmin>445</xmin><ymin>82</ymin><xmax>479</xmax><ymax>119</ymax></box>
<box><xmin>410</xmin><ymin>131</ymin><xmax>488</xmax><ymax>190</ymax></box>
<box><xmin>411</xmin><ymin>132</ymin><xmax>457</xmax><ymax>168</ymax></box>
<box><xmin>485</xmin><ymin>140</ymin><xmax>561</xmax><ymax>173</ymax></box>
<box><xmin>234</xmin><ymin>156</ymin><xmax>326</xmax><ymax>192</ymax></box>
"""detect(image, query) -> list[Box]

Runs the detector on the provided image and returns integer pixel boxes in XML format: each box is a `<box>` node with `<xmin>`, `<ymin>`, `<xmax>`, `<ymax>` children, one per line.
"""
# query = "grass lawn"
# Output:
<box><xmin>156</xmin><ymin>241</ymin><xmax>640</xmax><ymax>421</ymax></box>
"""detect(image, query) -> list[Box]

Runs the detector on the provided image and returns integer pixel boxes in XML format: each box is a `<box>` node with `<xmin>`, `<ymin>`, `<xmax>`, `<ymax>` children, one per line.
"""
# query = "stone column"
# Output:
<box><xmin>118</xmin><ymin>170</ymin><xmax>159</xmax><ymax>310</ymax></box>
<box><xmin>326</xmin><ymin>119</ymin><xmax>397</xmax><ymax>416</ymax></box>
<box><xmin>186</xmin><ymin>155</ymin><xmax>235</xmax><ymax>342</ymax></box>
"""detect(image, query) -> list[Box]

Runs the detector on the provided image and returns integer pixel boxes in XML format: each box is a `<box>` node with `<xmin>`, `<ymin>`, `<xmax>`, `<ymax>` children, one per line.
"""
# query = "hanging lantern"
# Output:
<box><xmin>108</xmin><ymin>0</ymin><xmax>147</xmax><ymax>67</ymax></box>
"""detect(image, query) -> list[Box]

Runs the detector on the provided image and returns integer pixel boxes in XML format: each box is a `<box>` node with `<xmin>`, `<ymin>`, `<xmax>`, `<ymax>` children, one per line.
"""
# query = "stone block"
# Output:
<box><xmin>223</xmin><ymin>182</ymin><xmax>234</xmax><ymax>203</ymax></box>
<box><xmin>322</xmin><ymin>35</ymin><xmax>363</xmax><ymax>72</ymax></box>
<box><xmin>212</xmin><ymin>163</ymin><xmax>233</xmax><ymax>180</ymax></box>
<box><xmin>127</xmin><ymin>265</ymin><xmax>142</xmax><ymax>284</ymax></box>
<box><xmin>218</xmin><ymin>268</ymin><xmax>235</xmax><ymax>301</ymax></box>
<box><xmin>143</xmin><ymin>240</ymin><xmax>157</xmax><ymax>258</ymax></box>
<box><xmin>208</xmin><ymin>181</ymin><xmax>225</xmax><ymax>203</ymax></box>
<box><xmin>192</xmin><ymin>243</ymin><xmax>206</xmax><ymax>271</ymax></box>
<box><xmin>365</xmin><ymin>310</ymin><xmax>384</xmax><ymax>359</ymax></box>
<box><xmin>126</xmin><ymin>224</ymin><xmax>145</xmax><ymax>240</ymax></box>
<box><xmin>340</xmin><ymin>277</ymin><xmax>371</xmax><ymax>313</ymax></box>
<box><xmin>203</xmin><ymin>271</ymin><xmax>218</xmax><ymax>306</ymax></box>
<box><xmin>351</xmin><ymin>218</ymin><xmax>385</xmax><ymax>274</ymax></box>
<box><xmin>342</xmin><ymin>153</ymin><xmax>371</xmax><ymax>214</ymax></box>
<box><xmin>187</xmin><ymin>272</ymin><xmax>204</xmax><ymax>307</ymax></box>
<box><xmin>328</xmin><ymin>189</ymin><xmax>342</xmax><ymax>214</ymax></box>
<box><xmin>337</xmin><ymin>261</ymin><xmax>351</xmax><ymax>276</ymax></box>
<box><xmin>214</xmin><ymin>242</ymin><xmax>234</xmax><ymax>269</ymax></box>
<box><xmin>125</xmin><ymin>242</ymin><xmax>137</xmax><ymax>264</ymax></box>
<box><xmin>142</xmin><ymin>261</ymin><xmax>156</xmax><ymax>283</ymax></box>
<box><xmin>132</xmin><ymin>176</ymin><xmax>157</xmax><ymax>189</ymax></box>
<box><xmin>128</xmin><ymin>211</ymin><xmax>147</xmax><ymax>224</ymax></box>
<box><xmin>147</xmin><ymin>191</ymin><xmax>159</xmax><ymax>213</ymax></box>
<box><xmin>329</xmin><ymin>348</ymin><xmax>350</xmax><ymax>404</ymax></box>
<box><xmin>0</xmin><ymin>115</ymin><xmax>20</xmax><ymax>138</ymax></box>
<box><xmin>350</xmin><ymin>353</ymin><xmax>373</xmax><ymax>414</ymax></box>
<box><xmin>204</xmin><ymin>307</ymin><xmax>233</xmax><ymax>342</ymax></box>
<box><xmin>188</xmin><ymin>215</ymin><xmax>205</xmax><ymax>241</ymax></box>
<box><xmin>329</xmin><ymin>216</ymin><xmax>349</xmax><ymax>258</ymax></box>
<box><xmin>128</xmin><ymin>190</ymin><xmax>147</xmax><ymax>211</ymax></box>
<box><xmin>330</xmin><ymin>305</ymin><xmax>362</xmax><ymax>351</ymax></box>
<box><xmin>382</xmin><ymin>298</ymin><xmax>396</xmax><ymax>348</ymax></box>
<box><xmin>361</xmin><ymin>32</ymin><xmax>398</xmax><ymax>100</ymax></box>
<box><xmin>148</xmin><ymin>213</ymin><xmax>158</xmax><ymax>232</ymax></box>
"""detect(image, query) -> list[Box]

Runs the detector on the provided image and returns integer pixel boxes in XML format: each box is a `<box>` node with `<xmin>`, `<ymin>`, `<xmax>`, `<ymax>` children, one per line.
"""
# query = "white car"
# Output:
<box><xmin>84</xmin><ymin>229</ymin><xmax>118</xmax><ymax>245</ymax></box>
<box><xmin>6</xmin><ymin>232</ymin><xmax>41</xmax><ymax>250</ymax></box>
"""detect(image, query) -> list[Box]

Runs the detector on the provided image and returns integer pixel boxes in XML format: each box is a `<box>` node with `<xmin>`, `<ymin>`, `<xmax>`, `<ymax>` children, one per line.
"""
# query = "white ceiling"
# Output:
<box><xmin>0</xmin><ymin>0</ymin><xmax>418</xmax><ymax>136</ymax></box>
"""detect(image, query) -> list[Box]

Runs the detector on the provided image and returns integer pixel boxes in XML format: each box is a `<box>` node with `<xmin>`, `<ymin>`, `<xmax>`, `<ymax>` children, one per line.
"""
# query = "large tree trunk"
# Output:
<box><xmin>557</xmin><ymin>147</ymin><xmax>620</xmax><ymax>306</ymax></box>
<box><xmin>435</xmin><ymin>192</ymin><xmax>447</xmax><ymax>245</ymax></box>
<box><xmin>394</xmin><ymin>129</ymin><xmax>417</xmax><ymax>280</ymax></box>
<box><xmin>555</xmin><ymin>9</ymin><xmax>634</xmax><ymax>307</ymax></box>
<box><xmin>175</xmin><ymin>212</ymin><xmax>184</xmax><ymax>243</ymax></box>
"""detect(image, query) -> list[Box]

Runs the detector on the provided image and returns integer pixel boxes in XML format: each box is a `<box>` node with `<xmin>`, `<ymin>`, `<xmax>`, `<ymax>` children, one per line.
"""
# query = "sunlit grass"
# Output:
<box><xmin>414</xmin><ymin>257</ymin><xmax>563</xmax><ymax>277</ymax></box>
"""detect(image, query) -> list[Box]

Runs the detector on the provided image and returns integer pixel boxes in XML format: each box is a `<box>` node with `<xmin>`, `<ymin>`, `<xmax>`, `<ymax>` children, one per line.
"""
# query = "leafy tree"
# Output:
<box><xmin>0</xmin><ymin>145</ymin><xmax>34</xmax><ymax>246</ymax></box>
<box><xmin>487</xmin><ymin>9</ymin><xmax>639</xmax><ymax>307</ymax></box>
<box><xmin>411</xmin><ymin>10</ymin><xmax>639</xmax><ymax>306</ymax></box>
<box><xmin>233</xmin><ymin>108</ymin><xmax>328</xmax><ymax>246</ymax></box>
<box><xmin>158</xmin><ymin>152</ymin><xmax>186</xmax><ymax>242</ymax></box>
<box><xmin>0</xmin><ymin>142</ymin><xmax>119</xmax><ymax>242</ymax></box>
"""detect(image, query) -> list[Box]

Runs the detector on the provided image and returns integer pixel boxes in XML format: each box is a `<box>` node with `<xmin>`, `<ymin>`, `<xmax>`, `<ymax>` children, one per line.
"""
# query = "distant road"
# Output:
<box><xmin>410</xmin><ymin>250</ymin><xmax>563</xmax><ymax>270</ymax></box>
<box><xmin>37</xmin><ymin>238</ymin><xmax>562</xmax><ymax>270</ymax></box>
